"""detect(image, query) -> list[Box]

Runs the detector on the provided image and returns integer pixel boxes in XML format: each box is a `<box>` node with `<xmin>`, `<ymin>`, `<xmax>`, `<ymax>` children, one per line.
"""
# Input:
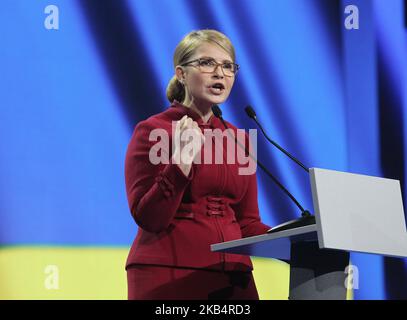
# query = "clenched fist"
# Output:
<box><xmin>172</xmin><ymin>115</ymin><xmax>206</xmax><ymax>176</ymax></box>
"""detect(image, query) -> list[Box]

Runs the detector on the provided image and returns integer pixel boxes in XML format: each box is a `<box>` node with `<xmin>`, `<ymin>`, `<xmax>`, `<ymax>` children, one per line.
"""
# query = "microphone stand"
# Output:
<box><xmin>211</xmin><ymin>105</ymin><xmax>315</xmax><ymax>233</ymax></box>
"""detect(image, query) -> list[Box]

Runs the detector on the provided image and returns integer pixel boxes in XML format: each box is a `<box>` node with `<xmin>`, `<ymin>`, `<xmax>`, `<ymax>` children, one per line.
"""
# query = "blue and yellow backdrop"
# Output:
<box><xmin>0</xmin><ymin>0</ymin><xmax>406</xmax><ymax>299</ymax></box>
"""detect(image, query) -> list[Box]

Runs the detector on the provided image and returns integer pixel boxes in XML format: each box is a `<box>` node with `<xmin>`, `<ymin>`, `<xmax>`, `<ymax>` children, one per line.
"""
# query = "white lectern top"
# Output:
<box><xmin>310</xmin><ymin>168</ymin><xmax>407</xmax><ymax>258</ymax></box>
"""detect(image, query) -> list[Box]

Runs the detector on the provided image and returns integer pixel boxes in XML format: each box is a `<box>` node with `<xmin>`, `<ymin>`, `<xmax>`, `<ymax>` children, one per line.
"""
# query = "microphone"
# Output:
<box><xmin>245</xmin><ymin>105</ymin><xmax>309</xmax><ymax>173</ymax></box>
<box><xmin>211</xmin><ymin>105</ymin><xmax>315</xmax><ymax>233</ymax></box>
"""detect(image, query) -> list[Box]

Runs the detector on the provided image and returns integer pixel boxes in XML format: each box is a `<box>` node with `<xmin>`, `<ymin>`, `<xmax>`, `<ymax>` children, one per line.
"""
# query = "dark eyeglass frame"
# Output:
<box><xmin>180</xmin><ymin>58</ymin><xmax>240</xmax><ymax>77</ymax></box>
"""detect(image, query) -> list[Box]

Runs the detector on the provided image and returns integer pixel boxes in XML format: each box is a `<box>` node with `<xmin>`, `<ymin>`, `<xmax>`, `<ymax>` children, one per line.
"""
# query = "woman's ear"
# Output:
<box><xmin>175</xmin><ymin>66</ymin><xmax>185</xmax><ymax>84</ymax></box>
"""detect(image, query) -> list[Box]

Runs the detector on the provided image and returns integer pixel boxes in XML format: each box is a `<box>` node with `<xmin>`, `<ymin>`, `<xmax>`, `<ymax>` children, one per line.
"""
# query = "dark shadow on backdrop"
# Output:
<box><xmin>377</xmin><ymin>40</ymin><xmax>407</xmax><ymax>300</ymax></box>
<box><xmin>316</xmin><ymin>0</ymin><xmax>343</xmax><ymax>63</ymax></box>
<box><xmin>404</xmin><ymin>0</ymin><xmax>407</xmax><ymax>28</ymax></box>
<box><xmin>78</xmin><ymin>0</ymin><xmax>165</xmax><ymax>129</ymax></box>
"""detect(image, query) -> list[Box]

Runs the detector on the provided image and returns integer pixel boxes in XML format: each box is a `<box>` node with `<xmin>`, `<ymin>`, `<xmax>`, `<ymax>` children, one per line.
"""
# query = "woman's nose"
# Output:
<box><xmin>212</xmin><ymin>65</ymin><xmax>224</xmax><ymax>78</ymax></box>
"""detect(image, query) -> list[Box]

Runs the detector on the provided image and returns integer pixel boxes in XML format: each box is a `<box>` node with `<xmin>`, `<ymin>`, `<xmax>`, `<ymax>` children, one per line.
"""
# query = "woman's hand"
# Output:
<box><xmin>172</xmin><ymin>115</ymin><xmax>206</xmax><ymax>177</ymax></box>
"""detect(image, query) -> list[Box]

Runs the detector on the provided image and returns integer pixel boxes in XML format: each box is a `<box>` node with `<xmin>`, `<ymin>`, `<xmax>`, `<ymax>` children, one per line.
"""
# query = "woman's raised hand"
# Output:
<box><xmin>172</xmin><ymin>115</ymin><xmax>206</xmax><ymax>176</ymax></box>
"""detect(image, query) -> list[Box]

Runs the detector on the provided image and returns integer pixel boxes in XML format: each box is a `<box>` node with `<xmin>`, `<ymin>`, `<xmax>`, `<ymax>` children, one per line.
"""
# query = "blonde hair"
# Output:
<box><xmin>166</xmin><ymin>29</ymin><xmax>236</xmax><ymax>103</ymax></box>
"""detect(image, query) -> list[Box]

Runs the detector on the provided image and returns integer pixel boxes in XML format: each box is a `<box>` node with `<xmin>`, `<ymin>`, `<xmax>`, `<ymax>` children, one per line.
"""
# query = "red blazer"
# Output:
<box><xmin>124</xmin><ymin>101</ymin><xmax>271</xmax><ymax>272</ymax></box>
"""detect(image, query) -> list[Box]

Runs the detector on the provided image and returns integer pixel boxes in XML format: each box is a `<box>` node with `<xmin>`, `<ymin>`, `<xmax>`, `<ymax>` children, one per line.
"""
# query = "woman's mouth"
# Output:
<box><xmin>208</xmin><ymin>83</ymin><xmax>225</xmax><ymax>95</ymax></box>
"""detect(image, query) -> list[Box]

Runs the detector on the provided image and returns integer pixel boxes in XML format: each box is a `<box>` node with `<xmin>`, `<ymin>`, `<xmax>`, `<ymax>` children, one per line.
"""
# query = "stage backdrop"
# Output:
<box><xmin>0</xmin><ymin>0</ymin><xmax>406</xmax><ymax>299</ymax></box>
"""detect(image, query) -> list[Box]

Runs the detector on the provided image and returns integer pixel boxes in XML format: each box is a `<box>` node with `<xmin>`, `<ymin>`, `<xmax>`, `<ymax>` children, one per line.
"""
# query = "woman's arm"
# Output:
<box><xmin>125</xmin><ymin>120</ymin><xmax>193</xmax><ymax>233</ymax></box>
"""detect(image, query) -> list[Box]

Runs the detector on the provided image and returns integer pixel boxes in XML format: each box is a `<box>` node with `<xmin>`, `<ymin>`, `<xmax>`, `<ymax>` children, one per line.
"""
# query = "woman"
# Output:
<box><xmin>125</xmin><ymin>29</ymin><xmax>271</xmax><ymax>300</ymax></box>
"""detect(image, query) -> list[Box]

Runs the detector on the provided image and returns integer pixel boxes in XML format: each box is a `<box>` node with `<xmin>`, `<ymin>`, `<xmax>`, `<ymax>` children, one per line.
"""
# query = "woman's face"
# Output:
<box><xmin>176</xmin><ymin>42</ymin><xmax>236</xmax><ymax>109</ymax></box>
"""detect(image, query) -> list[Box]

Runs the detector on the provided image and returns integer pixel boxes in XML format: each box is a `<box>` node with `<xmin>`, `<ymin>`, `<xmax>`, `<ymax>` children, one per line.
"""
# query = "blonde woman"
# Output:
<box><xmin>125</xmin><ymin>29</ymin><xmax>271</xmax><ymax>299</ymax></box>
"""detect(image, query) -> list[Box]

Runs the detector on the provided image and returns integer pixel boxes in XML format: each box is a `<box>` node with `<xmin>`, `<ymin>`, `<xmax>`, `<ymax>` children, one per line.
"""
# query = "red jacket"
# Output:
<box><xmin>124</xmin><ymin>101</ymin><xmax>271</xmax><ymax>272</ymax></box>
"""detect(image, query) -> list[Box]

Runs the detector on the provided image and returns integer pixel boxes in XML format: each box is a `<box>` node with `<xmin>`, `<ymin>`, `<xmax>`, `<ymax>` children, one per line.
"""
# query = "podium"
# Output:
<box><xmin>211</xmin><ymin>168</ymin><xmax>407</xmax><ymax>300</ymax></box>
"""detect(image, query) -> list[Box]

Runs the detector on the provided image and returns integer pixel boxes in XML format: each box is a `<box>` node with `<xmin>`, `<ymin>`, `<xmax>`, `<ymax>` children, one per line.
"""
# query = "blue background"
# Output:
<box><xmin>0</xmin><ymin>0</ymin><xmax>406</xmax><ymax>299</ymax></box>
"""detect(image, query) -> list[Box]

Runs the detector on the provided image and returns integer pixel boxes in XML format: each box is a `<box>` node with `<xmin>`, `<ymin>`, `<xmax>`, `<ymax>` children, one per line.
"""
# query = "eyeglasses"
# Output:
<box><xmin>180</xmin><ymin>58</ymin><xmax>239</xmax><ymax>77</ymax></box>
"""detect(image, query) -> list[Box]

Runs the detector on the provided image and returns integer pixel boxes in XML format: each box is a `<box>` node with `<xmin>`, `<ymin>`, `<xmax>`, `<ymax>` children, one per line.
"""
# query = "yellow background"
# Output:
<box><xmin>0</xmin><ymin>246</ymin><xmax>351</xmax><ymax>300</ymax></box>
